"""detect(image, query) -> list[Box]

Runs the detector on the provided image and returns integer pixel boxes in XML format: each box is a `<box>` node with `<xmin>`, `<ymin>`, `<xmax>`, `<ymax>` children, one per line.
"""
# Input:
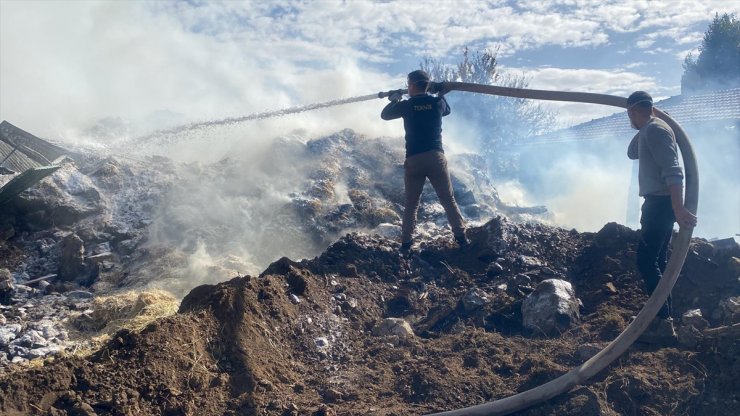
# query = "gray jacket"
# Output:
<box><xmin>627</xmin><ymin>117</ymin><xmax>683</xmax><ymax>196</ymax></box>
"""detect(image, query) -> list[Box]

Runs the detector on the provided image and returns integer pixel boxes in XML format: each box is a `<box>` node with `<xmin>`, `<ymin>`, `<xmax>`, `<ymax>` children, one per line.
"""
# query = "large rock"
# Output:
<box><xmin>0</xmin><ymin>223</ymin><xmax>14</xmax><ymax>241</ymax></box>
<box><xmin>522</xmin><ymin>279</ymin><xmax>580</xmax><ymax>337</ymax></box>
<box><xmin>728</xmin><ymin>256</ymin><xmax>740</xmax><ymax>275</ymax></box>
<box><xmin>461</xmin><ymin>288</ymin><xmax>490</xmax><ymax>313</ymax></box>
<box><xmin>58</xmin><ymin>234</ymin><xmax>86</xmax><ymax>282</ymax></box>
<box><xmin>16</xmin><ymin>162</ymin><xmax>105</xmax><ymax>227</ymax></box>
<box><xmin>594</xmin><ymin>222</ymin><xmax>635</xmax><ymax>248</ymax></box>
<box><xmin>485</xmin><ymin>261</ymin><xmax>504</xmax><ymax>278</ymax></box>
<box><xmin>372</xmin><ymin>318</ymin><xmax>414</xmax><ymax>338</ymax></box>
<box><xmin>450</xmin><ymin>176</ymin><xmax>476</xmax><ymax>206</ymax></box>
<box><xmin>373</xmin><ymin>223</ymin><xmax>401</xmax><ymax>240</ymax></box>
<box><xmin>713</xmin><ymin>296</ymin><xmax>740</xmax><ymax>324</ymax></box>
<box><xmin>485</xmin><ymin>216</ymin><xmax>516</xmax><ymax>255</ymax></box>
<box><xmin>677</xmin><ymin>324</ymin><xmax>702</xmax><ymax>348</ymax></box>
<box><xmin>0</xmin><ymin>324</ymin><xmax>22</xmax><ymax>347</ymax></box>
<box><xmin>712</xmin><ymin>238</ymin><xmax>740</xmax><ymax>256</ymax></box>
<box><xmin>682</xmin><ymin>309</ymin><xmax>709</xmax><ymax>330</ymax></box>
<box><xmin>576</xmin><ymin>343</ymin><xmax>604</xmax><ymax>361</ymax></box>
<box><xmin>0</xmin><ymin>268</ymin><xmax>14</xmax><ymax>305</ymax></box>
<box><xmin>639</xmin><ymin>318</ymin><xmax>677</xmax><ymax>344</ymax></box>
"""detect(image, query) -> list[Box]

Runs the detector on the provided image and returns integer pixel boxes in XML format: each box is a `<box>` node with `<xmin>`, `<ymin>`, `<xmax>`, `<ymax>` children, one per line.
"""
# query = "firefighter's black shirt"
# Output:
<box><xmin>381</xmin><ymin>93</ymin><xmax>450</xmax><ymax>158</ymax></box>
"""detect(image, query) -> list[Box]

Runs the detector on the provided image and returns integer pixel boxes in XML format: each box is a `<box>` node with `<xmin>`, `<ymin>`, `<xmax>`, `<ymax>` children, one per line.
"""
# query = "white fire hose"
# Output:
<box><xmin>381</xmin><ymin>82</ymin><xmax>699</xmax><ymax>416</ymax></box>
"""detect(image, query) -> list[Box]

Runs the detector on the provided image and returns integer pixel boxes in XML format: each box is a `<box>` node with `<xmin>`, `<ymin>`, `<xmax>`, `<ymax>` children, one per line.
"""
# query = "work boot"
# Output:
<box><xmin>455</xmin><ymin>233</ymin><xmax>470</xmax><ymax>249</ymax></box>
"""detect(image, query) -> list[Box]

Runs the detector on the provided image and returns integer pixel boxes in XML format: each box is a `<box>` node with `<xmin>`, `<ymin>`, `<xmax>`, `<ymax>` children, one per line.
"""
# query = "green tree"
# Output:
<box><xmin>682</xmin><ymin>13</ymin><xmax>740</xmax><ymax>94</ymax></box>
<box><xmin>421</xmin><ymin>47</ymin><xmax>554</xmax><ymax>177</ymax></box>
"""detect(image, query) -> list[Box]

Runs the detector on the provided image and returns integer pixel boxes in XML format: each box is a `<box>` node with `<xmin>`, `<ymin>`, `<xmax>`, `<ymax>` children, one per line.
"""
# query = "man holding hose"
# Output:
<box><xmin>626</xmin><ymin>91</ymin><xmax>697</xmax><ymax>332</ymax></box>
<box><xmin>381</xmin><ymin>70</ymin><xmax>468</xmax><ymax>255</ymax></box>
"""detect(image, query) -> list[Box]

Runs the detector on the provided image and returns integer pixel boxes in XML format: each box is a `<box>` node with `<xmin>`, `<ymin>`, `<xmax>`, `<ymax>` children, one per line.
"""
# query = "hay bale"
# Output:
<box><xmin>73</xmin><ymin>289</ymin><xmax>179</xmax><ymax>333</ymax></box>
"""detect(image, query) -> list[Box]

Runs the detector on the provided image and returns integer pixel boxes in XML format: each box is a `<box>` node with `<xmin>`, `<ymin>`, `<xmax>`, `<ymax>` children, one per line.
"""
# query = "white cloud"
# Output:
<box><xmin>645</xmin><ymin>47</ymin><xmax>673</xmax><ymax>55</ymax></box>
<box><xmin>523</xmin><ymin>67</ymin><xmax>658</xmax><ymax>96</ymax></box>
<box><xmin>623</xmin><ymin>62</ymin><xmax>646</xmax><ymax>69</ymax></box>
<box><xmin>512</xmin><ymin>0</ymin><xmax>736</xmax><ymax>51</ymax></box>
<box><xmin>677</xmin><ymin>47</ymin><xmax>700</xmax><ymax>62</ymax></box>
<box><xmin>1</xmin><ymin>0</ymin><xmax>732</xmax><ymax>146</ymax></box>
<box><xmin>518</xmin><ymin>66</ymin><xmax>660</xmax><ymax>126</ymax></box>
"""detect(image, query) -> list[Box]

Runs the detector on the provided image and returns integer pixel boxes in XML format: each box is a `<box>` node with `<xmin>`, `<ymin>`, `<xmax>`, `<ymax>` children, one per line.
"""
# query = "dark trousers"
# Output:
<box><xmin>637</xmin><ymin>195</ymin><xmax>675</xmax><ymax>319</ymax></box>
<box><xmin>402</xmin><ymin>150</ymin><xmax>465</xmax><ymax>243</ymax></box>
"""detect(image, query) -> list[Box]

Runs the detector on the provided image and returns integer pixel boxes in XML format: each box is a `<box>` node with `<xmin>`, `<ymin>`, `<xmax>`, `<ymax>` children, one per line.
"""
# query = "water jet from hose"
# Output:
<box><xmin>130</xmin><ymin>92</ymin><xmax>382</xmax><ymax>146</ymax></box>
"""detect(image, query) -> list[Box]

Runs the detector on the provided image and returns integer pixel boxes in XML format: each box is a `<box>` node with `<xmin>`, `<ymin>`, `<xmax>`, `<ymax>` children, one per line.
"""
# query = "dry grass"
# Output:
<box><xmin>66</xmin><ymin>289</ymin><xmax>180</xmax><ymax>356</ymax></box>
<box><xmin>90</xmin><ymin>289</ymin><xmax>179</xmax><ymax>332</ymax></box>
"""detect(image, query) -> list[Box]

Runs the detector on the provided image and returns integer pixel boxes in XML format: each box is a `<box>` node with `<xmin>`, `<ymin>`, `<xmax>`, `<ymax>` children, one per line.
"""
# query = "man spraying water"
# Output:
<box><xmin>381</xmin><ymin>70</ymin><xmax>468</xmax><ymax>255</ymax></box>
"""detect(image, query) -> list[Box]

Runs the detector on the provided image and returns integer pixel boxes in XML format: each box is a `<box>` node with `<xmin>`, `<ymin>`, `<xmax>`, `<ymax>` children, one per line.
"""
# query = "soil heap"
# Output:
<box><xmin>1</xmin><ymin>217</ymin><xmax>738</xmax><ymax>415</ymax></box>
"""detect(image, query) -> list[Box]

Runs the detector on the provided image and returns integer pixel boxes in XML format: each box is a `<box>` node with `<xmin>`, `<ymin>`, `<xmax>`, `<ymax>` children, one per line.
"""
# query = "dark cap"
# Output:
<box><xmin>626</xmin><ymin>91</ymin><xmax>653</xmax><ymax>108</ymax></box>
<box><xmin>408</xmin><ymin>70</ymin><xmax>430</xmax><ymax>85</ymax></box>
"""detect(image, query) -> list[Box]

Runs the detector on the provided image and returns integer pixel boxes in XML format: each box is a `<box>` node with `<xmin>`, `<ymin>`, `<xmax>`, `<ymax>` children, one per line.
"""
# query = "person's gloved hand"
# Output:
<box><xmin>389</xmin><ymin>91</ymin><xmax>403</xmax><ymax>102</ymax></box>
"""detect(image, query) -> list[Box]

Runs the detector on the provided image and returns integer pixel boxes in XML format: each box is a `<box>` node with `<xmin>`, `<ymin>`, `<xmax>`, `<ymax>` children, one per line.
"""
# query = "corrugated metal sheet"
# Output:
<box><xmin>0</xmin><ymin>165</ymin><xmax>60</xmax><ymax>205</ymax></box>
<box><xmin>0</xmin><ymin>138</ymin><xmax>39</xmax><ymax>173</ymax></box>
<box><xmin>0</xmin><ymin>121</ymin><xmax>68</xmax><ymax>205</ymax></box>
<box><xmin>0</xmin><ymin>121</ymin><xmax>67</xmax><ymax>164</ymax></box>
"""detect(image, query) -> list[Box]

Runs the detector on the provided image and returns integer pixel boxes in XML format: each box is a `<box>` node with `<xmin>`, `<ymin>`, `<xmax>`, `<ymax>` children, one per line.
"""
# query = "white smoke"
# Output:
<box><xmin>500</xmin><ymin>121</ymin><xmax>740</xmax><ymax>239</ymax></box>
<box><xmin>0</xmin><ymin>1</ymin><xmax>401</xmax><ymax>149</ymax></box>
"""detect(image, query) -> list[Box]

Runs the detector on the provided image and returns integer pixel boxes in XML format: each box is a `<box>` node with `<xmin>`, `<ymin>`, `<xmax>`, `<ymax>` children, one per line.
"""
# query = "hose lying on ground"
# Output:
<box><xmin>390</xmin><ymin>82</ymin><xmax>699</xmax><ymax>416</ymax></box>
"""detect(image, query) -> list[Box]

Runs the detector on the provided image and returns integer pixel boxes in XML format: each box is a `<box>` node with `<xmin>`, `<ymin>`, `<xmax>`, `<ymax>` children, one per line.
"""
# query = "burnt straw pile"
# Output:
<box><xmin>0</xmin><ymin>128</ymin><xmax>534</xmax><ymax>369</ymax></box>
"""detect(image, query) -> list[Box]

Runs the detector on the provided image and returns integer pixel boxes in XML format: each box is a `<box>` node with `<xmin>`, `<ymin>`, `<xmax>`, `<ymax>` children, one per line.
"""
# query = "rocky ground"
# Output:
<box><xmin>0</xmin><ymin>129</ymin><xmax>738</xmax><ymax>415</ymax></box>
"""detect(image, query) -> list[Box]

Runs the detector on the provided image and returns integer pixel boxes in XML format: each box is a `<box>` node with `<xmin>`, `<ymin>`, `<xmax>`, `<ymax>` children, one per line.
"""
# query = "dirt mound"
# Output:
<box><xmin>1</xmin><ymin>218</ymin><xmax>738</xmax><ymax>415</ymax></box>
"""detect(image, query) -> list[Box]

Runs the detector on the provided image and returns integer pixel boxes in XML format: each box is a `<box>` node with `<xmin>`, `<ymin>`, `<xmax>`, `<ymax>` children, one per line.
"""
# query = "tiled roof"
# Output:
<box><xmin>520</xmin><ymin>88</ymin><xmax>740</xmax><ymax>146</ymax></box>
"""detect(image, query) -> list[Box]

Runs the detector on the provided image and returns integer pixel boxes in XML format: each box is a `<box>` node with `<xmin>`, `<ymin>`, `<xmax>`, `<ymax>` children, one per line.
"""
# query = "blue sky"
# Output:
<box><xmin>1</xmin><ymin>0</ymin><xmax>737</xmax><ymax>139</ymax></box>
